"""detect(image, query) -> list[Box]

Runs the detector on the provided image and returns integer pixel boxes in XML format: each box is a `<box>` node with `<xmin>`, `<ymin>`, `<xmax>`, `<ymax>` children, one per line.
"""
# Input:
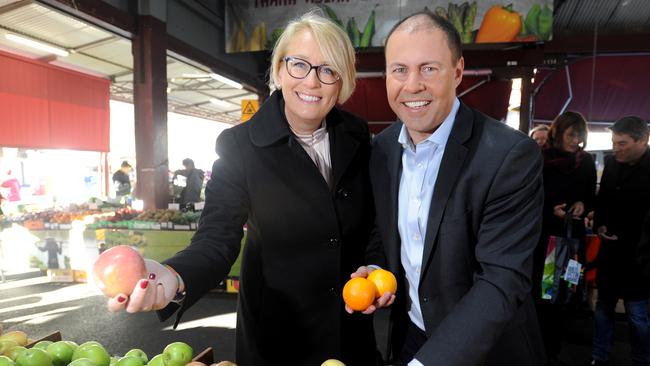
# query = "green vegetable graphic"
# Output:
<box><xmin>359</xmin><ymin>9</ymin><xmax>376</xmax><ymax>47</ymax></box>
<box><xmin>322</xmin><ymin>5</ymin><xmax>343</xmax><ymax>28</ymax></box>
<box><xmin>346</xmin><ymin>17</ymin><xmax>361</xmax><ymax>47</ymax></box>
<box><xmin>524</xmin><ymin>3</ymin><xmax>553</xmax><ymax>41</ymax></box>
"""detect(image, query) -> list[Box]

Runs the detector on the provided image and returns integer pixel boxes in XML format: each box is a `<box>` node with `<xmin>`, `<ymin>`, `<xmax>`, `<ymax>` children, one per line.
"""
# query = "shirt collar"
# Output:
<box><xmin>397</xmin><ymin>97</ymin><xmax>460</xmax><ymax>151</ymax></box>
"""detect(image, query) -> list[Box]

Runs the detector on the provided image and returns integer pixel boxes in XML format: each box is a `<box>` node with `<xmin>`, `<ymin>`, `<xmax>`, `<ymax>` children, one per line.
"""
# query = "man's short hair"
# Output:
<box><xmin>610</xmin><ymin>116</ymin><xmax>650</xmax><ymax>141</ymax></box>
<box><xmin>121</xmin><ymin>161</ymin><xmax>131</xmax><ymax>168</ymax></box>
<box><xmin>384</xmin><ymin>10</ymin><xmax>462</xmax><ymax>63</ymax></box>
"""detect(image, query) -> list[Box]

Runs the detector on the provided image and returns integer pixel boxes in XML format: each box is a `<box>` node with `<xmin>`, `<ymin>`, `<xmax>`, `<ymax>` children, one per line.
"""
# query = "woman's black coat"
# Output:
<box><xmin>160</xmin><ymin>92</ymin><xmax>381</xmax><ymax>366</ymax></box>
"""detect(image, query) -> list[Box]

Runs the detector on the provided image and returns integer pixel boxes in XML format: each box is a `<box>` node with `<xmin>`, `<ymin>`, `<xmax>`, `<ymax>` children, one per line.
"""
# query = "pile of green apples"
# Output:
<box><xmin>0</xmin><ymin>335</ymin><xmax>202</xmax><ymax>366</ymax></box>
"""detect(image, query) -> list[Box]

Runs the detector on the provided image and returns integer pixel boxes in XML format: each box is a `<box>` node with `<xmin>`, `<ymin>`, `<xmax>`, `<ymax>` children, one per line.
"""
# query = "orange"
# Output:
<box><xmin>342</xmin><ymin>277</ymin><xmax>376</xmax><ymax>311</ymax></box>
<box><xmin>367</xmin><ymin>269</ymin><xmax>397</xmax><ymax>297</ymax></box>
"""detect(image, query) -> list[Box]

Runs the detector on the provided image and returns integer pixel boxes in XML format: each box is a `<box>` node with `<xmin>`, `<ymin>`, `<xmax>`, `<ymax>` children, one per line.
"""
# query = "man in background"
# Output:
<box><xmin>590</xmin><ymin>116</ymin><xmax>650</xmax><ymax>366</ymax></box>
<box><xmin>112</xmin><ymin>161</ymin><xmax>132</xmax><ymax>198</ymax></box>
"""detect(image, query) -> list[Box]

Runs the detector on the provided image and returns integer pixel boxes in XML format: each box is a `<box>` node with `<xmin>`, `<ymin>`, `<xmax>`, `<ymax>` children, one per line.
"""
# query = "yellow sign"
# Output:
<box><xmin>241</xmin><ymin>99</ymin><xmax>259</xmax><ymax>122</ymax></box>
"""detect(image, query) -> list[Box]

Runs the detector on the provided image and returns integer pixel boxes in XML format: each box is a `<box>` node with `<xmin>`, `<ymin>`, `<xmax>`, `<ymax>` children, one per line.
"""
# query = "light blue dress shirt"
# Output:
<box><xmin>397</xmin><ymin>98</ymin><xmax>460</xmax><ymax>366</ymax></box>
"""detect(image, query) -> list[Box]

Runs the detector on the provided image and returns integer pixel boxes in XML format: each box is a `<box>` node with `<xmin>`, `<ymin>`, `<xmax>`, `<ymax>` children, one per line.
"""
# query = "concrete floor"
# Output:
<box><xmin>0</xmin><ymin>275</ymin><xmax>638</xmax><ymax>366</ymax></box>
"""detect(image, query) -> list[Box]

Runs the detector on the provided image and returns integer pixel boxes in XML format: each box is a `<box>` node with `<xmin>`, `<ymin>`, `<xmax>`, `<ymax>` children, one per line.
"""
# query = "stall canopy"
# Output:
<box><xmin>0</xmin><ymin>50</ymin><xmax>110</xmax><ymax>151</ymax></box>
<box><xmin>533</xmin><ymin>55</ymin><xmax>650</xmax><ymax>126</ymax></box>
<box><xmin>342</xmin><ymin>75</ymin><xmax>512</xmax><ymax>134</ymax></box>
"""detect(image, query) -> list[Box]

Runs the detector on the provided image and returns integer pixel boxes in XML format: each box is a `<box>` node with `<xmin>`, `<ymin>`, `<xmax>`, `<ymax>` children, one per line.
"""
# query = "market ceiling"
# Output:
<box><xmin>0</xmin><ymin>0</ymin><xmax>259</xmax><ymax>124</ymax></box>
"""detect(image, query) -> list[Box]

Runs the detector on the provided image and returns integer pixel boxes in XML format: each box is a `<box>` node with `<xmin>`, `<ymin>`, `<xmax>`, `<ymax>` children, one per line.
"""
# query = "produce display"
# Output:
<box><xmin>0</xmin><ymin>329</ymin><xmax>237</xmax><ymax>366</ymax></box>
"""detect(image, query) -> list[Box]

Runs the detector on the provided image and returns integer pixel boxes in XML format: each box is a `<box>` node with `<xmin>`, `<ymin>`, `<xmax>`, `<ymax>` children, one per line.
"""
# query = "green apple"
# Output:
<box><xmin>161</xmin><ymin>343</ymin><xmax>192</xmax><ymax>366</ymax></box>
<box><xmin>31</xmin><ymin>342</ymin><xmax>53</xmax><ymax>351</ymax></box>
<box><xmin>67</xmin><ymin>359</ymin><xmax>96</xmax><ymax>366</ymax></box>
<box><xmin>63</xmin><ymin>342</ymin><xmax>78</xmax><ymax>352</ymax></box>
<box><xmin>0</xmin><ymin>341</ymin><xmax>18</xmax><ymax>355</ymax></box>
<box><xmin>5</xmin><ymin>346</ymin><xmax>26</xmax><ymax>361</ymax></box>
<box><xmin>76</xmin><ymin>343</ymin><xmax>101</xmax><ymax>351</ymax></box>
<box><xmin>71</xmin><ymin>345</ymin><xmax>110</xmax><ymax>366</ymax></box>
<box><xmin>46</xmin><ymin>342</ymin><xmax>74</xmax><ymax>366</ymax></box>
<box><xmin>145</xmin><ymin>354</ymin><xmax>169</xmax><ymax>366</ymax></box>
<box><xmin>0</xmin><ymin>355</ymin><xmax>15</xmax><ymax>366</ymax></box>
<box><xmin>122</xmin><ymin>350</ymin><xmax>146</xmax><ymax>365</ymax></box>
<box><xmin>115</xmin><ymin>356</ymin><xmax>143</xmax><ymax>366</ymax></box>
<box><xmin>15</xmin><ymin>348</ymin><xmax>52</xmax><ymax>366</ymax></box>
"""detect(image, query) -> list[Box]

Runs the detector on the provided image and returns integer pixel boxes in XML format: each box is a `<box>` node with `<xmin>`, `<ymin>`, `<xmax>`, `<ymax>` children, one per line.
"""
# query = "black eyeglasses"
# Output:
<box><xmin>283</xmin><ymin>56</ymin><xmax>340</xmax><ymax>85</ymax></box>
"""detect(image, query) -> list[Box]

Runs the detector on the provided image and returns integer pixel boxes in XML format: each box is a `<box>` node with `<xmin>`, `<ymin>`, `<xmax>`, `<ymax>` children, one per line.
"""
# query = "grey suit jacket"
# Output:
<box><xmin>370</xmin><ymin>102</ymin><xmax>546</xmax><ymax>366</ymax></box>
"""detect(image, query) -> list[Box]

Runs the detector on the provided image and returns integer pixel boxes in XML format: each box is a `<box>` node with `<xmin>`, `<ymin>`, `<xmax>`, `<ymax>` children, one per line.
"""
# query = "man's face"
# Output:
<box><xmin>385</xmin><ymin>24</ymin><xmax>463</xmax><ymax>144</ymax></box>
<box><xmin>612</xmin><ymin>132</ymin><xmax>649</xmax><ymax>164</ymax></box>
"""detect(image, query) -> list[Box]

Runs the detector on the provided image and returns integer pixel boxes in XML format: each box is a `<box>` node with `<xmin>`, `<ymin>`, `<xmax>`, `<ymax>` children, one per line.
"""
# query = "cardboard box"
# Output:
<box><xmin>48</xmin><ymin>269</ymin><xmax>74</xmax><ymax>282</ymax></box>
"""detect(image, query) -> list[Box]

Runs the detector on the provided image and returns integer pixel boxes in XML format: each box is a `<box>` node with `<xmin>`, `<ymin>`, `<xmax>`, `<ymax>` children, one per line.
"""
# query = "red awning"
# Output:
<box><xmin>533</xmin><ymin>55</ymin><xmax>650</xmax><ymax>127</ymax></box>
<box><xmin>0</xmin><ymin>50</ymin><xmax>110</xmax><ymax>151</ymax></box>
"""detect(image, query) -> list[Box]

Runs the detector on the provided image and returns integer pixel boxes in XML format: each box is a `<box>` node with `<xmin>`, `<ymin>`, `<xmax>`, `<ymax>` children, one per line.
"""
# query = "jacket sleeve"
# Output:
<box><xmin>157</xmin><ymin>128</ymin><xmax>249</xmax><ymax>322</ymax></box>
<box><xmin>415</xmin><ymin>138</ymin><xmax>543</xmax><ymax>366</ymax></box>
<box><xmin>580</xmin><ymin>153</ymin><xmax>598</xmax><ymax>215</ymax></box>
<box><xmin>593</xmin><ymin>156</ymin><xmax>613</xmax><ymax>231</ymax></box>
<box><xmin>637</xmin><ymin>210</ymin><xmax>650</xmax><ymax>281</ymax></box>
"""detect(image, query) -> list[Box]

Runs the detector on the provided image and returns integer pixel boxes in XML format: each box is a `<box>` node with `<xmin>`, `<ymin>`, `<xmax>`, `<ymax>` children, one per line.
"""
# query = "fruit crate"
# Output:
<box><xmin>25</xmin><ymin>330</ymin><xmax>62</xmax><ymax>348</ymax></box>
<box><xmin>192</xmin><ymin>347</ymin><xmax>213</xmax><ymax>364</ymax></box>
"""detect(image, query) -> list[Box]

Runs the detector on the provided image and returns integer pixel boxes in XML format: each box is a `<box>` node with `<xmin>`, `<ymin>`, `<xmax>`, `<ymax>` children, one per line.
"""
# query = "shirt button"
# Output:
<box><xmin>413</xmin><ymin>234</ymin><xmax>420</xmax><ymax>241</ymax></box>
<box><xmin>329</xmin><ymin>287</ymin><xmax>339</xmax><ymax>297</ymax></box>
<box><xmin>423</xmin><ymin>297</ymin><xmax>429</xmax><ymax>303</ymax></box>
<box><xmin>418</xmin><ymin>163</ymin><xmax>423</xmax><ymax>168</ymax></box>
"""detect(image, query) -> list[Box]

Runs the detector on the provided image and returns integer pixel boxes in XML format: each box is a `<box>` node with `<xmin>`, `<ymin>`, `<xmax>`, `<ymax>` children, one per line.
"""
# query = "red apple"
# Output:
<box><xmin>92</xmin><ymin>245</ymin><xmax>146</xmax><ymax>297</ymax></box>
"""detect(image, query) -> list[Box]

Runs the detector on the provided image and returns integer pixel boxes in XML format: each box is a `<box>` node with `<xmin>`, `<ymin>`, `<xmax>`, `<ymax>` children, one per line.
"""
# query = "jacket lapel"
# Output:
<box><xmin>420</xmin><ymin>104</ymin><xmax>473</xmax><ymax>278</ymax></box>
<box><xmin>385</xmin><ymin>123</ymin><xmax>405</xmax><ymax>274</ymax></box>
<box><xmin>329</xmin><ymin>109</ymin><xmax>360</xmax><ymax>190</ymax></box>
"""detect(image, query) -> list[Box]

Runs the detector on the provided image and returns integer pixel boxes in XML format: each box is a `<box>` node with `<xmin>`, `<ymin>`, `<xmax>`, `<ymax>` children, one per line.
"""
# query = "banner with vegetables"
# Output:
<box><xmin>225</xmin><ymin>0</ymin><xmax>553</xmax><ymax>53</ymax></box>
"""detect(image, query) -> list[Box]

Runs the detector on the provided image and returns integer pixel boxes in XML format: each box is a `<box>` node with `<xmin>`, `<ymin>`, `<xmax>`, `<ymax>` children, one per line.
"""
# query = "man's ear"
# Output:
<box><xmin>454</xmin><ymin>56</ymin><xmax>465</xmax><ymax>88</ymax></box>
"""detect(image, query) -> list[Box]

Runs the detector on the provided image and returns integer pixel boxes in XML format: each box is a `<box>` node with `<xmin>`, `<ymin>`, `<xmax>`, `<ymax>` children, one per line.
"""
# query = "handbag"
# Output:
<box><xmin>540</xmin><ymin>213</ymin><xmax>583</xmax><ymax>305</ymax></box>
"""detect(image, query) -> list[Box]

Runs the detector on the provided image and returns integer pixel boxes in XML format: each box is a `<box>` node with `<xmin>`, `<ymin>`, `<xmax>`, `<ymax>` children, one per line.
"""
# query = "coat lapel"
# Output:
<box><xmin>420</xmin><ymin>104</ymin><xmax>474</xmax><ymax>278</ymax></box>
<box><xmin>329</xmin><ymin>109</ymin><xmax>360</xmax><ymax>190</ymax></box>
<box><xmin>384</xmin><ymin>123</ymin><xmax>405</xmax><ymax>274</ymax></box>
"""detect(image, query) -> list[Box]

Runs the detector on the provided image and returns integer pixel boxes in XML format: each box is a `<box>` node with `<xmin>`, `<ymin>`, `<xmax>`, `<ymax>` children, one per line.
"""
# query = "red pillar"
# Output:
<box><xmin>132</xmin><ymin>15</ymin><xmax>169</xmax><ymax>209</ymax></box>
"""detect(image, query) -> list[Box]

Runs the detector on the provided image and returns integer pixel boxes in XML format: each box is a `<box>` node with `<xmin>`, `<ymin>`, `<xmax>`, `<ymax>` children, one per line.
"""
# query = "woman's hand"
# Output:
<box><xmin>344</xmin><ymin>266</ymin><xmax>395</xmax><ymax>315</ymax></box>
<box><xmin>106</xmin><ymin>259</ymin><xmax>179</xmax><ymax>313</ymax></box>
<box><xmin>597</xmin><ymin>225</ymin><xmax>618</xmax><ymax>241</ymax></box>
<box><xmin>569</xmin><ymin>201</ymin><xmax>585</xmax><ymax>217</ymax></box>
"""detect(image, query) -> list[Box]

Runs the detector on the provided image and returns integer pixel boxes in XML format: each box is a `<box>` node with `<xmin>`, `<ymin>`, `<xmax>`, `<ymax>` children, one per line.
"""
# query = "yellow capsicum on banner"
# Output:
<box><xmin>476</xmin><ymin>4</ymin><xmax>522</xmax><ymax>43</ymax></box>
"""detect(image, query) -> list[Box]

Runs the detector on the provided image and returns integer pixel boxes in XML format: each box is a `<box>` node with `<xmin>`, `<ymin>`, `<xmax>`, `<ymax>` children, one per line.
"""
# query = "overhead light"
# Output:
<box><xmin>209</xmin><ymin>73</ymin><xmax>243</xmax><ymax>89</ymax></box>
<box><xmin>209</xmin><ymin>97</ymin><xmax>234</xmax><ymax>109</ymax></box>
<box><xmin>5</xmin><ymin>34</ymin><xmax>69</xmax><ymax>57</ymax></box>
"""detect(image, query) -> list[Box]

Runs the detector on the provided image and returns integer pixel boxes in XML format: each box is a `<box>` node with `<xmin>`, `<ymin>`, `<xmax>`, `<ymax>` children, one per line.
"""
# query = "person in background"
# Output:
<box><xmin>97</xmin><ymin>12</ymin><xmax>382</xmax><ymax>366</ymax></box>
<box><xmin>173</xmin><ymin>158</ymin><xmax>204</xmax><ymax>207</ymax></box>
<box><xmin>36</xmin><ymin>238</ymin><xmax>62</xmax><ymax>269</ymax></box>
<box><xmin>589</xmin><ymin>116</ymin><xmax>650</xmax><ymax>366</ymax></box>
<box><xmin>533</xmin><ymin>111</ymin><xmax>596</xmax><ymax>365</ymax></box>
<box><xmin>1</xmin><ymin>170</ymin><xmax>21</xmax><ymax>202</ymax></box>
<box><xmin>112</xmin><ymin>161</ymin><xmax>132</xmax><ymax>197</ymax></box>
<box><xmin>530</xmin><ymin>124</ymin><xmax>550</xmax><ymax>149</ymax></box>
<box><xmin>353</xmin><ymin>10</ymin><xmax>545</xmax><ymax>366</ymax></box>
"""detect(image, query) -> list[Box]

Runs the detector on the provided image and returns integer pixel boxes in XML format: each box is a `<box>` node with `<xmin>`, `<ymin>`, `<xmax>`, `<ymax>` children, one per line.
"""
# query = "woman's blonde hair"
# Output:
<box><xmin>268</xmin><ymin>11</ymin><xmax>356</xmax><ymax>104</ymax></box>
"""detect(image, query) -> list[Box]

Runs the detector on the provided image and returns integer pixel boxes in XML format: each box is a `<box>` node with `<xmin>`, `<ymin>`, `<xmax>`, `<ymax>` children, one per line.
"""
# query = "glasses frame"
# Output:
<box><xmin>283</xmin><ymin>56</ymin><xmax>340</xmax><ymax>85</ymax></box>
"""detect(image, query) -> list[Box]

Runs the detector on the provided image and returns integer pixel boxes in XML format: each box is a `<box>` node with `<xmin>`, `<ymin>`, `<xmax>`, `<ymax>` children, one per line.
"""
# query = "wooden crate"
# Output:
<box><xmin>192</xmin><ymin>347</ymin><xmax>213</xmax><ymax>364</ymax></box>
<box><xmin>25</xmin><ymin>330</ymin><xmax>62</xmax><ymax>348</ymax></box>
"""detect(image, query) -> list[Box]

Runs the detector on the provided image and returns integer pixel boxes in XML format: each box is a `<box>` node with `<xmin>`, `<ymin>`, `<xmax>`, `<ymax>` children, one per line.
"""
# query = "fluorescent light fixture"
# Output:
<box><xmin>209</xmin><ymin>97</ymin><xmax>234</xmax><ymax>109</ymax></box>
<box><xmin>210</xmin><ymin>73</ymin><xmax>243</xmax><ymax>89</ymax></box>
<box><xmin>5</xmin><ymin>34</ymin><xmax>69</xmax><ymax>57</ymax></box>
<box><xmin>181</xmin><ymin>73</ymin><xmax>210</xmax><ymax>79</ymax></box>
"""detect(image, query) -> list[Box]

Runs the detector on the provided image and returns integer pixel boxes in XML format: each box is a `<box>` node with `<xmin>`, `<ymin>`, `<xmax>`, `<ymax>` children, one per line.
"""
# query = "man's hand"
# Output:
<box><xmin>553</xmin><ymin>203</ymin><xmax>567</xmax><ymax>219</ymax></box>
<box><xmin>597</xmin><ymin>225</ymin><xmax>618</xmax><ymax>241</ymax></box>
<box><xmin>107</xmin><ymin>259</ymin><xmax>179</xmax><ymax>313</ymax></box>
<box><xmin>344</xmin><ymin>266</ymin><xmax>395</xmax><ymax>315</ymax></box>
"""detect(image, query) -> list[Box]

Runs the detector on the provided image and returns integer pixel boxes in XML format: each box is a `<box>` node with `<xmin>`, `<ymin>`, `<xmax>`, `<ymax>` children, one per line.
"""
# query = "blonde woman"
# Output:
<box><xmin>102</xmin><ymin>12</ymin><xmax>381</xmax><ymax>366</ymax></box>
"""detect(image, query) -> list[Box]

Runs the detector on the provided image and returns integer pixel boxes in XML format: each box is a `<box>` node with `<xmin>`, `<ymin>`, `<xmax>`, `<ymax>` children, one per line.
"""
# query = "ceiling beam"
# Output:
<box><xmin>72</xmin><ymin>36</ymin><xmax>119</xmax><ymax>53</ymax></box>
<box><xmin>0</xmin><ymin>0</ymin><xmax>33</xmax><ymax>16</ymax></box>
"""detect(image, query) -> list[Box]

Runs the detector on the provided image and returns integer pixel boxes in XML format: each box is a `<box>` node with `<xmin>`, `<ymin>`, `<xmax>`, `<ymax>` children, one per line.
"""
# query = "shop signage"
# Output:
<box><xmin>225</xmin><ymin>0</ymin><xmax>553</xmax><ymax>53</ymax></box>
